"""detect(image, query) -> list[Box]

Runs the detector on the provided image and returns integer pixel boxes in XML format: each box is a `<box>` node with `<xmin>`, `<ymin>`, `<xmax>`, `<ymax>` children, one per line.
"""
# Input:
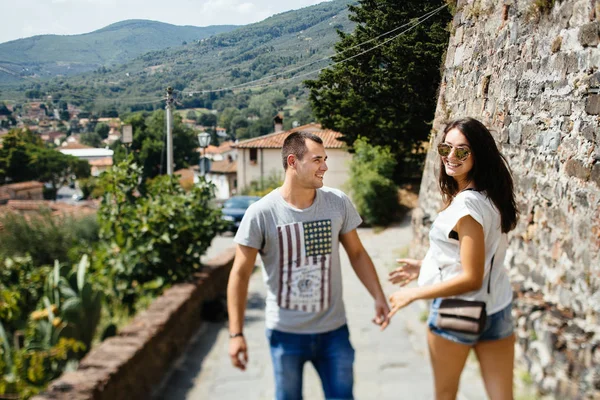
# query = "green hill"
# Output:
<box><xmin>0</xmin><ymin>20</ymin><xmax>238</xmax><ymax>82</ymax></box>
<box><xmin>3</xmin><ymin>0</ymin><xmax>355</xmax><ymax>107</ymax></box>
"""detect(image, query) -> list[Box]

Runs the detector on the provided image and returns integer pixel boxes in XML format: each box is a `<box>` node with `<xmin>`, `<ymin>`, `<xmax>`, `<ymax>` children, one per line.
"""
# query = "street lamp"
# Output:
<box><xmin>197</xmin><ymin>131</ymin><xmax>211</xmax><ymax>176</ymax></box>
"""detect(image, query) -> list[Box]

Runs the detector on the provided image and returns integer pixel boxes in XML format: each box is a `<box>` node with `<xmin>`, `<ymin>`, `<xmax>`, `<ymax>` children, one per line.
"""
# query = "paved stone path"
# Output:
<box><xmin>155</xmin><ymin>215</ymin><xmax>488</xmax><ymax>399</ymax></box>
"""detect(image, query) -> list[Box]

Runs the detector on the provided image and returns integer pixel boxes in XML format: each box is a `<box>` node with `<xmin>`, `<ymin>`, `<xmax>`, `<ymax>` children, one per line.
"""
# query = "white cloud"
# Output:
<box><xmin>0</xmin><ymin>0</ymin><xmax>328</xmax><ymax>43</ymax></box>
<box><xmin>237</xmin><ymin>2</ymin><xmax>256</xmax><ymax>13</ymax></box>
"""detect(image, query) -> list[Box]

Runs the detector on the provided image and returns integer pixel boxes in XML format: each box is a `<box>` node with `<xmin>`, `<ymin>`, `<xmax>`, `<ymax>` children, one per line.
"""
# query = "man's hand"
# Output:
<box><xmin>372</xmin><ymin>296</ymin><xmax>391</xmax><ymax>330</ymax></box>
<box><xmin>229</xmin><ymin>336</ymin><xmax>248</xmax><ymax>370</ymax></box>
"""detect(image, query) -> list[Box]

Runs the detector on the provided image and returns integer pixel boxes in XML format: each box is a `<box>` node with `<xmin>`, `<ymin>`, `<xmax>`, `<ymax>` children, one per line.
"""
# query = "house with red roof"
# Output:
<box><xmin>233</xmin><ymin>123</ymin><xmax>351</xmax><ymax>194</ymax></box>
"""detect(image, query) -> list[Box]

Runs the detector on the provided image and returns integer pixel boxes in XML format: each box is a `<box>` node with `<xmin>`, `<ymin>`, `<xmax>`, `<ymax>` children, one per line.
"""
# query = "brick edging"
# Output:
<box><xmin>32</xmin><ymin>247</ymin><xmax>236</xmax><ymax>400</ymax></box>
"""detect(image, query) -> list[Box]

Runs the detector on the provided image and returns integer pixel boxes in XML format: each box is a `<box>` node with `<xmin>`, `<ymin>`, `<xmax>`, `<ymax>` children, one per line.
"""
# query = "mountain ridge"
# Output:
<box><xmin>0</xmin><ymin>20</ymin><xmax>239</xmax><ymax>82</ymax></box>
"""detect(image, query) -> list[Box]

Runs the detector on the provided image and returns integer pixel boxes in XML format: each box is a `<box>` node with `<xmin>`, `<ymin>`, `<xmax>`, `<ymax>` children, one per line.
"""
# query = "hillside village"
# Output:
<box><xmin>0</xmin><ymin>97</ymin><xmax>352</xmax><ymax>210</ymax></box>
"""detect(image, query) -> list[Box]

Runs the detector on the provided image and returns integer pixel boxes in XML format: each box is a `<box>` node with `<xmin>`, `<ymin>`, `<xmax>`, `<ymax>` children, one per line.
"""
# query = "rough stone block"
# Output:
<box><xmin>586</xmin><ymin>94</ymin><xmax>600</xmax><ymax>115</ymax></box>
<box><xmin>509</xmin><ymin>122</ymin><xmax>522</xmax><ymax>144</ymax></box>
<box><xmin>565</xmin><ymin>158</ymin><xmax>591</xmax><ymax>181</ymax></box>
<box><xmin>522</xmin><ymin>124</ymin><xmax>539</xmax><ymax>145</ymax></box>
<box><xmin>591</xmin><ymin>163</ymin><xmax>600</xmax><ymax>187</ymax></box>
<box><xmin>578</xmin><ymin>22</ymin><xmax>600</xmax><ymax>47</ymax></box>
<box><xmin>454</xmin><ymin>26</ymin><xmax>464</xmax><ymax>45</ymax></box>
<box><xmin>580</xmin><ymin>122</ymin><xmax>597</xmax><ymax>142</ymax></box>
<box><xmin>453</xmin><ymin>45</ymin><xmax>465</xmax><ymax>66</ymax></box>
<box><xmin>554</xmin><ymin>101</ymin><xmax>571</xmax><ymax>115</ymax></box>
<box><xmin>502</xmin><ymin>79</ymin><xmax>518</xmax><ymax>98</ymax></box>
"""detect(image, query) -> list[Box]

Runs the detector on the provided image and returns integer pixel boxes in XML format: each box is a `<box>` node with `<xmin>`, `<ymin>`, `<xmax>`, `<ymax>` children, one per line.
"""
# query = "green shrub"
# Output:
<box><xmin>0</xmin><ymin>256</ymin><xmax>50</xmax><ymax>333</ymax></box>
<box><xmin>347</xmin><ymin>138</ymin><xmax>399</xmax><ymax>226</ymax></box>
<box><xmin>1</xmin><ymin>318</ymin><xmax>84</xmax><ymax>399</ymax></box>
<box><xmin>96</xmin><ymin>159</ymin><xmax>226</xmax><ymax>308</ymax></box>
<box><xmin>0</xmin><ymin>211</ymin><xmax>99</xmax><ymax>266</ymax></box>
<box><xmin>241</xmin><ymin>171</ymin><xmax>282</xmax><ymax>197</ymax></box>
<box><xmin>78</xmin><ymin>176</ymin><xmax>103</xmax><ymax>199</ymax></box>
<box><xmin>0</xmin><ymin>255</ymin><xmax>101</xmax><ymax>399</ymax></box>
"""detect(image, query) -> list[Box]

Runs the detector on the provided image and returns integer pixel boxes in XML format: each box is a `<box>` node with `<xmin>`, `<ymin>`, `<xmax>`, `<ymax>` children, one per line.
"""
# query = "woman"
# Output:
<box><xmin>387</xmin><ymin>118</ymin><xmax>518</xmax><ymax>400</ymax></box>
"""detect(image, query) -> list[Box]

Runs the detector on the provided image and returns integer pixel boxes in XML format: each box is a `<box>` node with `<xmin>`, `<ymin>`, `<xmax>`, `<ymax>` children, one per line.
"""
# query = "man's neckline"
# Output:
<box><xmin>276</xmin><ymin>187</ymin><xmax>320</xmax><ymax>212</ymax></box>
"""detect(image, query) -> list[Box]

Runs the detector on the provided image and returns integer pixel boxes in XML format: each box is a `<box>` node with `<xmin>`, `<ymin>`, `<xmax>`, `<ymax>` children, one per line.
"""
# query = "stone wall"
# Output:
<box><xmin>412</xmin><ymin>0</ymin><xmax>600</xmax><ymax>397</ymax></box>
<box><xmin>32</xmin><ymin>248</ymin><xmax>235</xmax><ymax>400</ymax></box>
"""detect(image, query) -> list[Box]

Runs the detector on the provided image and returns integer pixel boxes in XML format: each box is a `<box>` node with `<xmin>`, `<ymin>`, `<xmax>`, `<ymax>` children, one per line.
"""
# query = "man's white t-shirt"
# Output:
<box><xmin>418</xmin><ymin>189</ymin><xmax>512</xmax><ymax>315</ymax></box>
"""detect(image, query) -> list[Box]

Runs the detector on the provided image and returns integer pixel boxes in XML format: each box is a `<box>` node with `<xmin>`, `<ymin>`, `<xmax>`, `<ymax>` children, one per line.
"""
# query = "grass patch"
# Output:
<box><xmin>519</xmin><ymin>370</ymin><xmax>534</xmax><ymax>385</ymax></box>
<box><xmin>373</xmin><ymin>225</ymin><xmax>386</xmax><ymax>234</ymax></box>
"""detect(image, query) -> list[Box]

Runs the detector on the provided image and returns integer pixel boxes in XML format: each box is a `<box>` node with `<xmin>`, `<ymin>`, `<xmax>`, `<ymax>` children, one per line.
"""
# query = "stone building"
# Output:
<box><xmin>412</xmin><ymin>0</ymin><xmax>600</xmax><ymax>397</ymax></box>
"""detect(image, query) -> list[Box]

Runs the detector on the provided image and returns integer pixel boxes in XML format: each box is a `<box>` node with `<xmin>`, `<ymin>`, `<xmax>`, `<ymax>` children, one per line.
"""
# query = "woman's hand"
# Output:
<box><xmin>387</xmin><ymin>287</ymin><xmax>420</xmax><ymax>319</ymax></box>
<box><xmin>388</xmin><ymin>258</ymin><xmax>421</xmax><ymax>286</ymax></box>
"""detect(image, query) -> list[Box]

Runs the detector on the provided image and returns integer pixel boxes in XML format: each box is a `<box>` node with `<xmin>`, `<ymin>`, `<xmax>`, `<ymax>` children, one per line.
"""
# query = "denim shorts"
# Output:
<box><xmin>427</xmin><ymin>298</ymin><xmax>514</xmax><ymax>346</ymax></box>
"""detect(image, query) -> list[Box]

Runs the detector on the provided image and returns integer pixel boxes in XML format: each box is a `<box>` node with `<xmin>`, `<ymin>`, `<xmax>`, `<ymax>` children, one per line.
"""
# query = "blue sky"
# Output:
<box><xmin>0</xmin><ymin>0</ymin><xmax>329</xmax><ymax>44</ymax></box>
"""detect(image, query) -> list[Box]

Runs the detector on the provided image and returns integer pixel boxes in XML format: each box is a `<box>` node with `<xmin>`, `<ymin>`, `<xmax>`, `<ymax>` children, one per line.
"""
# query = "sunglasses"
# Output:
<box><xmin>437</xmin><ymin>143</ymin><xmax>471</xmax><ymax>161</ymax></box>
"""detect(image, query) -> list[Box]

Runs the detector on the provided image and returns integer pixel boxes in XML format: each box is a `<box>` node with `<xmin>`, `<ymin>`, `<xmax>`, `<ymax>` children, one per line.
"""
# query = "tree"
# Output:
<box><xmin>113</xmin><ymin>110</ymin><xmax>200</xmax><ymax>182</ymax></box>
<box><xmin>94</xmin><ymin>123</ymin><xmax>110</xmax><ymax>139</ymax></box>
<box><xmin>347</xmin><ymin>137</ymin><xmax>398</xmax><ymax>226</ymax></box>
<box><xmin>59</xmin><ymin>109</ymin><xmax>70</xmax><ymax>121</ymax></box>
<box><xmin>80</xmin><ymin>132</ymin><xmax>103</xmax><ymax>148</ymax></box>
<box><xmin>185</xmin><ymin>110</ymin><xmax>197</xmax><ymax>121</ymax></box>
<box><xmin>0</xmin><ymin>129</ymin><xmax>43</xmax><ymax>184</ymax></box>
<box><xmin>0</xmin><ymin>128</ymin><xmax>90</xmax><ymax>198</ymax></box>
<box><xmin>198</xmin><ymin>112</ymin><xmax>217</xmax><ymax>127</ymax></box>
<box><xmin>31</xmin><ymin>148</ymin><xmax>90</xmax><ymax>199</ymax></box>
<box><xmin>305</xmin><ymin>0</ymin><xmax>451</xmax><ymax>181</ymax></box>
<box><xmin>0</xmin><ymin>102</ymin><xmax>10</xmax><ymax>116</ymax></box>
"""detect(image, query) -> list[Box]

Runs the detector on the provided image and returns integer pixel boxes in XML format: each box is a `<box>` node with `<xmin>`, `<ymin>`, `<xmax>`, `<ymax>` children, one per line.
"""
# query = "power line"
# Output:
<box><xmin>182</xmin><ymin>3</ymin><xmax>448</xmax><ymax>95</ymax></box>
<box><xmin>1</xmin><ymin>3</ymin><xmax>447</xmax><ymax>105</ymax></box>
<box><xmin>183</xmin><ymin>3</ymin><xmax>447</xmax><ymax>96</ymax></box>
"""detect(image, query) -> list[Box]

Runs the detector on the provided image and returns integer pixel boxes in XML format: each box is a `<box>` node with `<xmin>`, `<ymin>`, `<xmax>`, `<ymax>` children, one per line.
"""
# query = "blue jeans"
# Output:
<box><xmin>427</xmin><ymin>299</ymin><xmax>514</xmax><ymax>345</ymax></box>
<box><xmin>266</xmin><ymin>324</ymin><xmax>355</xmax><ymax>400</ymax></box>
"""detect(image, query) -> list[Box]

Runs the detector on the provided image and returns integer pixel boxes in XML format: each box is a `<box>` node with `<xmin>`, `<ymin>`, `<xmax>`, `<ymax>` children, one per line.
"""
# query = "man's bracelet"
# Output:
<box><xmin>229</xmin><ymin>332</ymin><xmax>244</xmax><ymax>339</ymax></box>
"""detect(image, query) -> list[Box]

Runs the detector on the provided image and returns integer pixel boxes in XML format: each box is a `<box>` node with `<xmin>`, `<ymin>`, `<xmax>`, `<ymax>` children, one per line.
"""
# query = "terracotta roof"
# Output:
<box><xmin>5</xmin><ymin>200</ymin><xmax>53</xmax><ymax>211</ymax></box>
<box><xmin>210</xmin><ymin>160</ymin><xmax>237</xmax><ymax>174</ymax></box>
<box><xmin>234</xmin><ymin>123</ymin><xmax>345</xmax><ymax>149</ymax></box>
<box><xmin>0</xmin><ymin>201</ymin><xmax>98</xmax><ymax>231</ymax></box>
<box><xmin>203</xmin><ymin>141</ymin><xmax>235</xmax><ymax>155</ymax></box>
<box><xmin>217</xmin><ymin>141</ymin><xmax>235</xmax><ymax>152</ymax></box>
<box><xmin>0</xmin><ymin>181</ymin><xmax>44</xmax><ymax>191</ymax></box>
<box><xmin>46</xmin><ymin>131</ymin><xmax>66</xmax><ymax>139</ymax></box>
<box><xmin>203</xmin><ymin>144</ymin><xmax>220</xmax><ymax>154</ymax></box>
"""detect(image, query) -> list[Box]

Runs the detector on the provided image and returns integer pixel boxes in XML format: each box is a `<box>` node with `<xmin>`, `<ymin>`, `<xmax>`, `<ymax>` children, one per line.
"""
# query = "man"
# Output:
<box><xmin>227</xmin><ymin>131</ymin><xmax>390</xmax><ymax>400</ymax></box>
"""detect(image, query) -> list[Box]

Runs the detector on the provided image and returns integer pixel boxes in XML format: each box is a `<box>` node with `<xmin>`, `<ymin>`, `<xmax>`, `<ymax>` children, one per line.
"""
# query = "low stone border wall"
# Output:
<box><xmin>33</xmin><ymin>247</ymin><xmax>236</xmax><ymax>400</ymax></box>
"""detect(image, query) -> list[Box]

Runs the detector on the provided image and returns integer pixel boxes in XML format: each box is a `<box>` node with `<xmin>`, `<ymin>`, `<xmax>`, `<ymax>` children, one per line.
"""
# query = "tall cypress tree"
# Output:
<box><xmin>305</xmin><ymin>0</ymin><xmax>451</xmax><ymax>181</ymax></box>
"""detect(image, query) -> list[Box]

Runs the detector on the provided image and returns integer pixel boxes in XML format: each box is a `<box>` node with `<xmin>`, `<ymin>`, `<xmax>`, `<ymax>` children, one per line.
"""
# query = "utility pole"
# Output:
<box><xmin>165</xmin><ymin>87</ymin><xmax>174</xmax><ymax>176</ymax></box>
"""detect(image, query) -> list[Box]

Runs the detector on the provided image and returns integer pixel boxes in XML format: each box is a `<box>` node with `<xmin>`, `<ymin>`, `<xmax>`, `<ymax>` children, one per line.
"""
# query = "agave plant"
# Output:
<box><xmin>41</xmin><ymin>255</ymin><xmax>103</xmax><ymax>353</ymax></box>
<box><xmin>0</xmin><ymin>320</ymin><xmax>17</xmax><ymax>393</ymax></box>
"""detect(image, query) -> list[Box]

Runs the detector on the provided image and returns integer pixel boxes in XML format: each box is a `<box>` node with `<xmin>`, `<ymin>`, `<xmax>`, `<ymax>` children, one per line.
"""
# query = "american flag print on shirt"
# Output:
<box><xmin>277</xmin><ymin>219</ymin><xmax>333</xmax><ymax>313</ymax></box>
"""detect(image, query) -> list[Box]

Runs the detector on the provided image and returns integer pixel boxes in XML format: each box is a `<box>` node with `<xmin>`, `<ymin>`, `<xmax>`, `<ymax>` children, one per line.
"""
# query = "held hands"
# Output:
<box><xmin>229</xmin><ymin>336</ymin><xmax>248</xmax><ymax>371</ymax></box>
<box><xmin>372</xmin><ymin>296</ymin><xmax>391</xmax><ymax>331</ymax></box>
<box><xmin>388</xmin><ymin>258</ymin><xmax>421</xmax><ymax>287</ymax></box>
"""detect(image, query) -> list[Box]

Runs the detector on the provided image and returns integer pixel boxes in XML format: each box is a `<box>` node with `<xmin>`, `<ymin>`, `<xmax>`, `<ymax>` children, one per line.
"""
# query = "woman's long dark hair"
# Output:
<box><xmin>438</xmin><ymin>118</ymin><xmax>518</xmax><ymax>233</ymax></box>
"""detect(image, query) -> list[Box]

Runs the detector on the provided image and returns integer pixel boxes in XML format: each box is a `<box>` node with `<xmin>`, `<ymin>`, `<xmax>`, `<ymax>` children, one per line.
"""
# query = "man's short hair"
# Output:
<box><xmin>281</xmin><ymin>131</ymin><xmax>323</xmax><ymax>170</ymax></box>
